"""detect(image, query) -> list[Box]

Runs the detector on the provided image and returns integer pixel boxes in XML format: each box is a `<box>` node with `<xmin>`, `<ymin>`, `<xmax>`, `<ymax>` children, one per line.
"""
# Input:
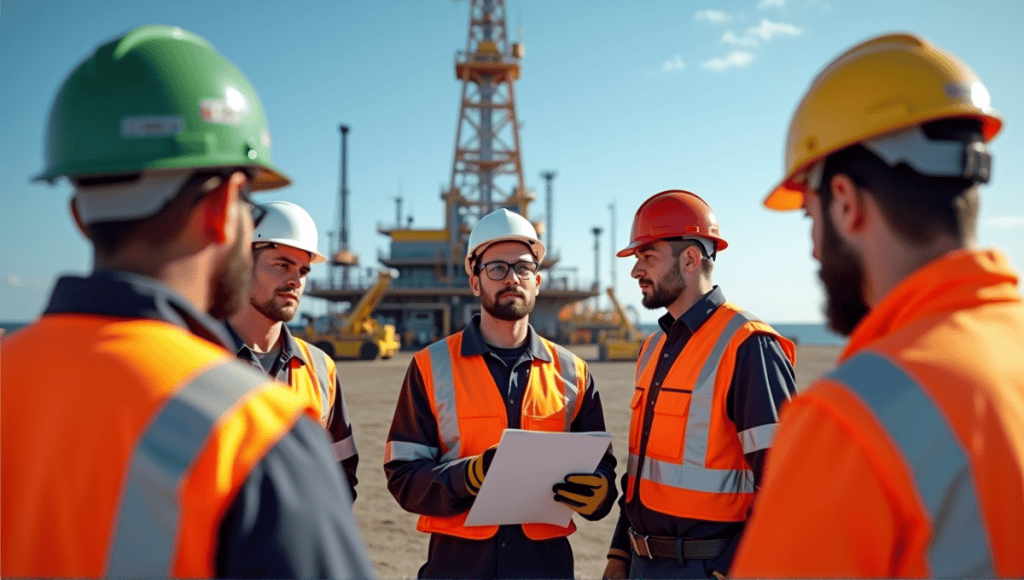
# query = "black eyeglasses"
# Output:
<box><xmin>479</xmin><ymin>260</ymin><xmax>539</xmax><ymax>281</ymax></box>
<box><xmin>239</xmin><ymin>185</ymin><xmax>267</xmax><ymax>228</ymax></box>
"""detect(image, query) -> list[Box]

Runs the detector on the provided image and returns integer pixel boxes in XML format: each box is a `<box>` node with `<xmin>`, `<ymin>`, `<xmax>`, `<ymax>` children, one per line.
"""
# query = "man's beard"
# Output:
<box><xmin>640</xmin><ymin>262</ymin><xmax>686</xmax><ymax>310</ymax></box>
<box><xmin>208</xmin><ymin>222</ymin><xmax>251</xmax><ymax>319</ymax></box>
<box><xmin>481</xmin><ymin>287</ymin><xmax>534</xmax><ymax>321</ymax></box>
<box><xmin>819</xmin><ymin>207</ymin><xmax>870</xmax><ymax>336</ymax></box>
<box><xmin>251</xmin><ymin>289</ymin><xmax>298</xmax><ymax>323</ymax></box>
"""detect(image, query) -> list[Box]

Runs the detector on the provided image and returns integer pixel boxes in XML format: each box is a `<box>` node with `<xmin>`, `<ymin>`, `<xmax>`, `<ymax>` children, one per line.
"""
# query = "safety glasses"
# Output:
<box><xmin>479</xmin><ymin>260</ymin><xmax>539</xmax><ymax>281</ymax></box>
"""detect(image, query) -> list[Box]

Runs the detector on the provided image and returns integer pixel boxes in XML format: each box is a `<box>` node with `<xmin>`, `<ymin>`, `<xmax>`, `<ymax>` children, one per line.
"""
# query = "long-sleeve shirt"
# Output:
<box><xmin>609</xmin><ymin>286</ymin><xmax>797</xmax><ymax>563</ymax></box>
<box><xmin>385</xmin><ymin>315</ymin><xmax>617</xmax><ymax>578</ymax></box>
<box><xmin>226</xmin><ymin>322</ymin><xmax>359</xmax><ymax>497</ymax></box>
<box><xmin>1</xmin><ymin>270</ymin><xmax>374</xmax><ymax>579</ymax></box>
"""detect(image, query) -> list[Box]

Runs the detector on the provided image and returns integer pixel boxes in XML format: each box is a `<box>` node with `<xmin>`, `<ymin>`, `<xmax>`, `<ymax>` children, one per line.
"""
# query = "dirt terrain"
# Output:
<box><xmin>343</xmin><ymin>343</ymin><xmax>842</xmax><ymax>579</ymax></box>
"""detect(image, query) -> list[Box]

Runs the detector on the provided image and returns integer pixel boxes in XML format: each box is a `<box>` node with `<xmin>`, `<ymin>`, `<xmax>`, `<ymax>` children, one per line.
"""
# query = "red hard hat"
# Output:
<box><xmin>616</xmin><ymin>190</ymin><xmax>728</xmax><ymax>257</ymax></box>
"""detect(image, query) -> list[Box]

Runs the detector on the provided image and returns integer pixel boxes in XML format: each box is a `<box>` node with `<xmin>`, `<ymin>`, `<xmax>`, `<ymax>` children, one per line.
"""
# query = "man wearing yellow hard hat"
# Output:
<box><xmin>731</xmin><ymin>33</ymin><xmax>1024</xmax><ymax>578</ymax></box>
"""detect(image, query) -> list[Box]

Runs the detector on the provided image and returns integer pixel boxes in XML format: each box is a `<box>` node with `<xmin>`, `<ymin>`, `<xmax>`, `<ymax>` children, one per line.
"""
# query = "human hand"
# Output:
<box><xmin>552</xmin><ymin>472</ymin><xmax>610</xmax><ymax>517</ymax></box>
<box><xmin>465</xmin><ymin>445</ymin><xmax>498</xmax><ymax>495</ymax></box>
<box><xmin>602</xmin><ymin>556</ymin><xmax>628</xmax><ymax>579</ymax></box>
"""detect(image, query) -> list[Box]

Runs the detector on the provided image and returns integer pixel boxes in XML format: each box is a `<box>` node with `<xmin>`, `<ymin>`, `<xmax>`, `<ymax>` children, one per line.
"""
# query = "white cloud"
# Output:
<box><xmin>6</xmin><ymin>275</ymin><xmax>23</xmax><ymax>287</ymax></box>
<box><xmin>720</xmin><ymin>18</ymin><xmax>802</xmax><ymax>49</ymax></box>
<box><xmin>661</xmin><ymin>54</ymin><xmax>686</xmax><ymax>72</ymax></box>
<box><xmin>748</xmin><ymin>18</ymin><xmax>803</xmax><ymax>41</ymax></box>
<box><xmin>701</xmin><ymin>51</ymin><xmax>755</xmax><ymax>71</ymax></box>
<box><xmin>758</xmin><ymin>0</ymin><xmax>786</xmax><ymax>9</ymax></box>
<box><xmin>985</xmin><ymin>216</ymin><xmax>1024</xmax><ymax>229</ymax></box>
<box><xmin>695</xmin><ymin>9</ymin><xmax>733</xmax><ymax>24</ymax></box>
<box><xmin>722</xmin><ymin>30</ymin><xmax>759</xmax><ymax>48</ymax></box>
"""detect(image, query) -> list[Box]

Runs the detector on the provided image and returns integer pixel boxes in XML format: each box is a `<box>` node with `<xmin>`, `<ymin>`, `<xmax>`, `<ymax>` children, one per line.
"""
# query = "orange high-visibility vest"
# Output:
<box><xmin>627</xmin><ymin>303</ymin><xmax>795</xmax><ymax>522</ymax></box>
<box><xmin>291</xmin><ymin>337</ymin><xmax>336</xmax><ymax>427</ymax></box>
<box><xmin>413</xmin><ymin>331</ymin><xmax>589</xmax><ymax>540</ymax></box>
<box><xmin>730</xmin><ymin>249</ymin><xmax>1024</xmax><ymax>578</ymax></box>
<box><xmin>1</xmin><ymin>316</ymin><xmax>314</xmax><ymax>578</ymax></box>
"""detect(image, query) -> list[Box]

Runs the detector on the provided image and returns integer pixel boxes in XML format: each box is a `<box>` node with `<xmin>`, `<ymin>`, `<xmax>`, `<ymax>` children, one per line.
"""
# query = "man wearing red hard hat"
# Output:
<box><xmin>603</xmin><ymin>190</ymin><xmax>797</xmax><ymax>579</ymax></box>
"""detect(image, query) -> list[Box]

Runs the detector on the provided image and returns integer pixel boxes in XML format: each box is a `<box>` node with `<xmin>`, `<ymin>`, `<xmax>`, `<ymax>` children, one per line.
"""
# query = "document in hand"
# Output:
<box><xmin>464</xmin><ymin>429</ymin><xmax>613</xmax><ymax>527</ymax></box>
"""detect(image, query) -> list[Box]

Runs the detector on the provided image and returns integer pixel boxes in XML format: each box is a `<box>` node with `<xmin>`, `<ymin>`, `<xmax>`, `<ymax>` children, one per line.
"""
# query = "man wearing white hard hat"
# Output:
<box><xmin>227</xmin><ymin>200</ymin><xmax>359</xmax><ymax>497</ymax></box>
<box><xmin>384</xmin><ymin>208</ymin><xmax>618</xmax><ymax>579</ymax></box>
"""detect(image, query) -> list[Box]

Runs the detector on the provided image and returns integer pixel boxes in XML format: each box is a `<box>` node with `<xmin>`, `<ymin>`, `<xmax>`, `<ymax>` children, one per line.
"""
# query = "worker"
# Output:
<box><xmin>385</xmin><ymin>208</ymin><xmax>618</xmax><ymax>579</ymax></box>
<box><xmin>729</xmin><ymin>33</ymin><xmax>1024</xmax><ymax>578</ymax></box>
<box><xmin>604</xmin><ymin>190</ymin><xmax>798</xmax><ymax>580</ymax></box>
<box><xmin>0</xmin><ymin>25</ymin><xmax>375</xmax><ymax>579</ymax></box>
<box><xmin>225</xmin><ymin>200</ymin><xmax>359</xmax><ymax>497</ymax></box>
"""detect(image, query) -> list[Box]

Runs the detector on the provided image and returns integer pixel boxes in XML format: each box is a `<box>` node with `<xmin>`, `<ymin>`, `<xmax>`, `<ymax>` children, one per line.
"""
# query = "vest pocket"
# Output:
<box><xmin>522</xmin><ymin>392</ymin><xmax>567</xmax><ymax>433</ymax></box>
<box><xmin>645</xmin><ymin>389</ymin><xmax>691</xmax><ymax>462</ymax></box>
<box><xmin>459</xmin><ymin>413</ymin><xmax>504</xmax><ymax>455</ymax></box>
<box><xmin>628</xmin><ymin>387</ymin><xmax>645</xmax><ymax>452</ymax></box>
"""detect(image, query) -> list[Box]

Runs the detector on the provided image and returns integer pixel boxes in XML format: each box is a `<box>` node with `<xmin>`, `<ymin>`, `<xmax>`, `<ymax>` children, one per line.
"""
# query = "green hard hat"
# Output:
<box><xmin>36</xmin><ymin>24</ymin><xmax>289</xmax><ymax>190</ymax></box>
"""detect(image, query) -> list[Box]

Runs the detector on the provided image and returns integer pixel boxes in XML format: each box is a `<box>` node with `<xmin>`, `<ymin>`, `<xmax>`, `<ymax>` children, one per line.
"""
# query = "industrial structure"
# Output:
<box><xmin>307</xmin><ymin>0</ymin><xmax>597</xmax><ymax>348</ymax></box>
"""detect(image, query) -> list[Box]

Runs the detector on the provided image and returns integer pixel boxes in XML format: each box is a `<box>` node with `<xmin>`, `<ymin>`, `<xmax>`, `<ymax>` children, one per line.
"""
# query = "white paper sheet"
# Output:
<box><xmin>464</xmin><ymin>429</ymin><xmax>613</xmax><ymax>527</ymax></box>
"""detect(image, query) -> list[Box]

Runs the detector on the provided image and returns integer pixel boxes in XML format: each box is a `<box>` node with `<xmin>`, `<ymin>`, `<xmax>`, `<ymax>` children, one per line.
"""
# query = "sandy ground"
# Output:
<box><xmin>343</xmin><ymin>343</ymin><xmax>842</xmax><ymax>579</ymax></box>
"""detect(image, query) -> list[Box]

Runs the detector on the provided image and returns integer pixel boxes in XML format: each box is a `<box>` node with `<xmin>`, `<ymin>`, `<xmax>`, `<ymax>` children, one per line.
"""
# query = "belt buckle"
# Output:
<box><xmin>629</xmin><ymin>529</ymin><xmax>652</xmax><ymax>559</ymax></box>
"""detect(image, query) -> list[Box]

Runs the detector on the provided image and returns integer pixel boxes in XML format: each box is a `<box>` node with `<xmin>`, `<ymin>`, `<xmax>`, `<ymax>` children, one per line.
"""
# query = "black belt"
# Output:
<box><xmin>628</xmin><ymin>527</ymin><xmax>730</xmax><ymax>561</ymax></box>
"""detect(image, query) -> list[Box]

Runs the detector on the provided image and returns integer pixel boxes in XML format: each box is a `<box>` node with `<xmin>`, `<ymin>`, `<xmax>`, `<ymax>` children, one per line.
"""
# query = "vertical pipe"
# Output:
<box><xmin>340</xmin><ymin>124</ymin><xmax>350</xmax><ymax>288</ymax></box>
<box><xmin>609</xmin><ymin>201</ymin><xmax>616</xmax><ymax>298</ymax></box>
<box><xmin>541</xmin><ymin>171</ymin><xmax>556</xmax><ymax>255</ymax></box>
<box><xmin>592</xmin><ymin>226</ymin><xmax>603</xmax><ymax>308</ymax></box>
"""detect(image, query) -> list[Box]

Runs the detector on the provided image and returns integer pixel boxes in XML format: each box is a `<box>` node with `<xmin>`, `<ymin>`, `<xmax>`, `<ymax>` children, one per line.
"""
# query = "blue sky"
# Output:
<box><xmin>2</xmin><ymin>0</ymin><xmax>1022</xmax><ymax>325</ymax></box>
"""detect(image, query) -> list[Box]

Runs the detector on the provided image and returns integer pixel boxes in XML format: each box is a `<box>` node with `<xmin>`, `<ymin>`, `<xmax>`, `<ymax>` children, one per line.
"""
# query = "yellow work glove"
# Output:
<box><xmin>465</xmin><ymin>445</ymin><xmax>498</xmax><ymax>496</ymax></box>
<box><xmin>552</xmin><ymin>472</ymin><xmax>610</xmax><ymax>517</ymax></box>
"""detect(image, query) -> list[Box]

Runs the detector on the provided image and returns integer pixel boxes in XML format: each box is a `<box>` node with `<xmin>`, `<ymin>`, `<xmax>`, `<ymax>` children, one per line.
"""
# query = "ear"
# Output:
<box><xmin>828</xmin><ymin>173</ymin><xmax>866</xmax><ymax>237</ymax></box>
<box><xmin>679</xmin><ymin>244</ymin><xmax>703</xmax><ymax>274</ymax></box>
<box><xmin>201</xmin><ymin>172</ymin><xmax>247</xmax><ymax>244</ymax></box>
<box><xmin>69</xmin><ymin>197</ymin><xmax>92</xmax><ymax>240</ymax></box>
<box><xmin>470</xmin><ymin>273</ymin><xmax>482</xmax><ymax>297</ymax></box>
<box><xmin>201</xmin><ymin>179</ymin><xmax>231</xmax><ymax>243</ymax></box>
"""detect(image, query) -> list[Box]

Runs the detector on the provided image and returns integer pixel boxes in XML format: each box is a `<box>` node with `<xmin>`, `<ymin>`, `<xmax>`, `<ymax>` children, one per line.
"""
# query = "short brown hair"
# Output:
<box><xmin>84</xmin><ymin>171</ymin><xmax>233</xmax><ymax>256</ymax></box>
<box><xmin>817</xmin><ymin>119</ymin><xmax>983</xmax><ymax>246</ymax></box>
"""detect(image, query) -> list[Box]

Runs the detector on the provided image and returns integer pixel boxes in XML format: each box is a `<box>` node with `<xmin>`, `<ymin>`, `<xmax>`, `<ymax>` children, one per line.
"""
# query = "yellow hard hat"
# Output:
<box><xmin>765</xmin><ymin>33</ymin><xmax>1002</xmax><ymax>211</ymax></box>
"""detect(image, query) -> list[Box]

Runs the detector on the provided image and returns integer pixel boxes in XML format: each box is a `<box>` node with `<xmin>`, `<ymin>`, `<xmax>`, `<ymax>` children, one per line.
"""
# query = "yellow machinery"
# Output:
<box><xmin>598</xmin><ymin>287</ymin><xmax>647</xmax><ymax>362</ymax></box>
<box><xmin>299</xmin><ymin>270</ymin><xmax>401</xmax><ymax>360</ymax></box>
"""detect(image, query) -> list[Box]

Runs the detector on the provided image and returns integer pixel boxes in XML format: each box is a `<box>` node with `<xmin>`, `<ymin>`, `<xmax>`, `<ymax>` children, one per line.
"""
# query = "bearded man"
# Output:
<box><xmin>603</xmin><ymin>190</ymin><xmax>797</xmax><ymax>580</ymax></box>
<box><xmin>385</xmin><ymin>208</ymin><xmax>618</xmax><ymax>579</ymax></box>
<box><xmin>226</xmin><ymin>201</ymin><xmax>359</xmax><ymax>497</ymax></box>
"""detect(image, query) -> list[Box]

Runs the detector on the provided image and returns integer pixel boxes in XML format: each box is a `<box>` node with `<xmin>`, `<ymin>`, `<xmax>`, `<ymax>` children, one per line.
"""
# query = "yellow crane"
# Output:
<box><xmin>299</xmin><ymin>270</ymin><xmax>401</xmax><ymax>360</ymax></box>
<box><xmin>598</xmin><ymin>287</ymin><xmax>647</xmax><ymax>362</ymax></box>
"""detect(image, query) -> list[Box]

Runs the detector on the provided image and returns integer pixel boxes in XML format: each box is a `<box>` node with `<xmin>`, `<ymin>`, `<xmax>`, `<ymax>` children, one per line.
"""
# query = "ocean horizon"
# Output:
<box><xmin>636</xmin><ymin>322</ymin><xmax>846</xmax><ymax>347</ymax></box>
<box><xmin>3</xmin><ymin>319</ymin><xmax>846</xmax><ymax>347</ymax></box>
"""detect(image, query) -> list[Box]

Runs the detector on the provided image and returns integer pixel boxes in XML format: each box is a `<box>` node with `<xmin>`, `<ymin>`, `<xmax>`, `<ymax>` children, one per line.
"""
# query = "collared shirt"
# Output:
<box><xmin>609</xmin><ymin>286</ymin><xmax>797</xmax><ymax>566</ymax></box>
<box><xmin>385</xmin><ymin>314</ymin><xmax>617</xmax><ymax>579</ymax></box>
<box><xmin>21</xmin><ymin>270</ymin><xmax>374</xmax><ymax>579</ymax></box>
<box><xmin>224</xmin><ymin>322</ymin><xmax>359</xmax><ymax>497</ymax></box>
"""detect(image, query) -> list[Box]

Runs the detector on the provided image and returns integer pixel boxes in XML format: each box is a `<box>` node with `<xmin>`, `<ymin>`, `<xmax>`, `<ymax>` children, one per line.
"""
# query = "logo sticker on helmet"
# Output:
<box><xmin>120</xmin><ymin>116</ymin><xmax>184</xmax><ymax>138</ymax></box>
<box><xmin>199</xmin><ymin>85</ymin><xmax>250</xmax><ymax>125</ymax></box>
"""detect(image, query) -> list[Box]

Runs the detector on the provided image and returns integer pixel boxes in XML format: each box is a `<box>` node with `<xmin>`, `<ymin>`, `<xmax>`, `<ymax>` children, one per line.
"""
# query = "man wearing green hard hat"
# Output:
<box><xmin>1</xmin><ymin>25</ymin><xmax>375</xmax><ymax>578</ymax></box>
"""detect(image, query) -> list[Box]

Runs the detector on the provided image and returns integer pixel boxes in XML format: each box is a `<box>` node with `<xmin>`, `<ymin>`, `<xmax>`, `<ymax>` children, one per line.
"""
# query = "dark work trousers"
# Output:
<box><xmin>418</xmin><ymin>526</ymin><xmax>573</xmax><ymax>579</ymax></box>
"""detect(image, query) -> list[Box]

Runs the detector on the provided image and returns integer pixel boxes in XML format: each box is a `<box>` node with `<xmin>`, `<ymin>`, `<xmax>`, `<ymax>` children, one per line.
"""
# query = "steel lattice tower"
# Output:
<box><xmin>442</xmin><ymin>0</ymin><xmax>535</xmax><ymax>281</ymax></box>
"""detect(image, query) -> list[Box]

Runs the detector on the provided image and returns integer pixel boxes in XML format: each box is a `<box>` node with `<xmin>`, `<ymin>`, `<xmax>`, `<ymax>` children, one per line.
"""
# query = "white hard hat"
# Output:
<box><xmin>253</xmin><ymin>201</ymin><xmax>327</xmax><ymax>264</ymax></box>
<box><xmin>465</xmin><ymin>208</ymin><xmax>546</xmax><ymax>276</ymax></box>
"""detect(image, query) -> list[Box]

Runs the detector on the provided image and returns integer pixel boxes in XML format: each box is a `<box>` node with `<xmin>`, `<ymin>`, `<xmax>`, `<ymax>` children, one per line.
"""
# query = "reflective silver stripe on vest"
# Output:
<box><xmin>738</xmin><ymin>423</ymin><xmax>777</xmax><ymax>454</ymax></box>
<box><xmin>631</xmin><ymin>310</ymin><xmax>756</xmax><ymax>495</ymax></box>
<box><xmin>427</xmin><ymin>340</ymin><xmax>462</xmax><ymax>462</ymax></box>
<box><xmin>828</xmin><ymin>353</ymin><xmax>994</xmax><ymax>578</ymax></box>
<box><xmin>332</xmin><ymin>435</ymin><xmax>358</xmax><ymax>462</ymax></box>
<box><xmin>635</xmin><ymin>330</ymin><xmax>664</xmax><ymax>386</ymax></box>
<box><xmin>303</xmin><ymin>340</ymin><xmax>334</xmax><ymax>425</ymax></box>
<box><xmin>107</xmin><ymin>360</ymin><xmax>269</xmax><ymax>576</ymax></box>
<box><xmin>628</xmin><ymin>452</ymin><xmax>755</xmax><ymax>494</ymax></box>
<box><xmin>384</xmin><ymin>440</ymin><xmax>438</xmax><ymax>463</ymax></box>
<box><xmin>549</xmin><ymin>341</ymin><xmax>581</xmax><ymax>430</ymax></box>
